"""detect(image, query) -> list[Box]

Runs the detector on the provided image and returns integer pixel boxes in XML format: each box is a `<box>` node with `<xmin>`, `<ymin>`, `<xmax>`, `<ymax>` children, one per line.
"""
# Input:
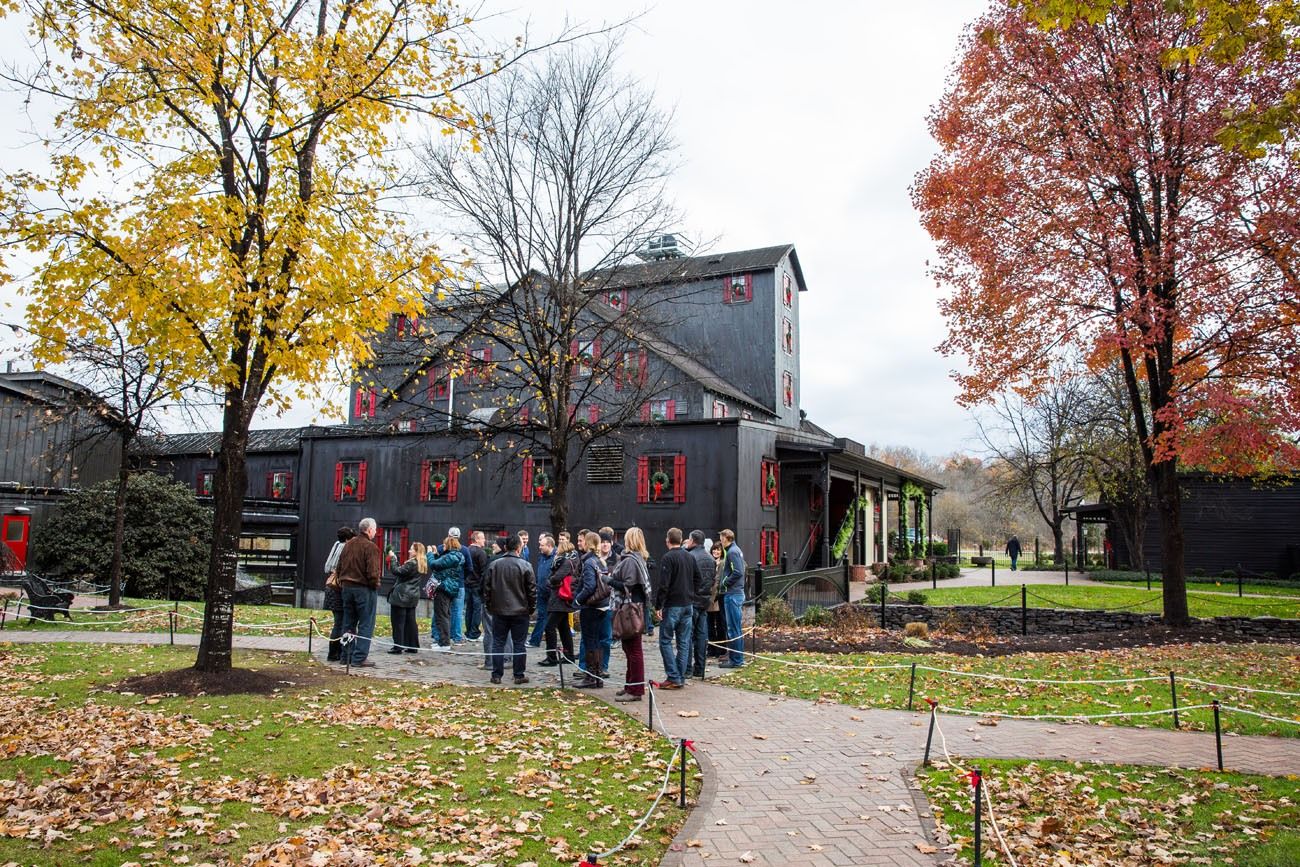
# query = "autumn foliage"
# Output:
<box><xmin>913</xmin><ymin>0</ymin><xmax>1300</xmax><ymax>624</ymax></box>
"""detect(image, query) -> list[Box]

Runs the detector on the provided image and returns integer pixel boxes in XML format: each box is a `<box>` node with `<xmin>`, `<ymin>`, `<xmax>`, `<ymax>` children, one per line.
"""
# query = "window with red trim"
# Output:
<box><xmin>377</xmin><ymin>525</ymin><xmax>409</xmax><ymax>562</ymax></box>
<box><xmin>266</xmin><ymin>470</ymin><xmax>293</xmax><ymax>499</ymax></box>
<box><xmin>636</xmin><ymin>453</ymin><xmax>686</xmax><ymax>504</ymax></box>
<box><xmin>722</xmin><ymin>273</ymin><xmax>752</xmax><ymax>304</ymax></box>
<box><xmin>587</xmin><ymin>404</ymin><xmax>601</xmax><ymax>424</ymax></box>
<box><xmin>782</xmin><ymin>372</ymin><xmax>794</xmax><ymax>408</ymax></box>
<box><xmin>782</xmin><ymin>272</ymin><xmax>793</xmax><ymax>307</ymax></box>
<box><xmin>332</xmin><ymin>459</ymin><xmax>367</xmax><ymax>502</ymax></box>
<box><xmin>614</xmin><ymin>348</ymin><xmax>649</xmax><ymax>391</ymax></box>
<box><xmin>521</xmin><ymin>455</ymin><xmax>554</xmax><ymax>503</ymax></box>
<box><xmin>354</xmin><ymin>386</ymin><xmax>377</xmax><ymax>419</ymax></box>
<box><xmin>419</xmin><ymin>457</ymin><xmax>459</xmax><ymax>502</ymax></box>
<box><xmin>427</xmin><ymin>364</ymin><xmax>449</xmax><ymax>400</ymax></box>
<box><xmin>604</xmin><ymin>290</ymin><xmax>628</xmax><ymax>311</ymax></box>
<box><xmin>466</xmin><ymin>346</ymin><xmax>493</xmax><ymax>384</ymax></box>
<box><xmin>571</xmin><ymin>338</ymin><xmax>600</xmax><ymax>377</ymax></box>
<box><xmin>782</xmin><ymin>317</ymin><xmax>794</xmax><ymax>355</ymax></box>
<box><xmin>712</xmin><ymin>399</ymin><xmax>729</xmax><ymax>419</ymax></box>
<box><xmin>395</xmin><ymin>315</ymin><xmax>420</xmax><ymax>338</ymax></box>
<box><xmin>196</xmin><ymin>470</ymin><xmax>214</xmax><ymax>497</ymax></box>
<box><xmin>760</xmin><ymin>459</ymin><xmax>779</xmax><ymax>508</ymax></box>
<box><xmin>648</xmin><ymin>398</ymin><xmax>675</xmax><ymax>421</ymax></box>
<box><xmin>759</xmin><ymin>527</ymin><xmax>780</xmax><ymax>567</ymax></box>
<box><xmin>519</xmin><ymin>405</ymin><xmax>530</xmax><ymax>425</ymax></box>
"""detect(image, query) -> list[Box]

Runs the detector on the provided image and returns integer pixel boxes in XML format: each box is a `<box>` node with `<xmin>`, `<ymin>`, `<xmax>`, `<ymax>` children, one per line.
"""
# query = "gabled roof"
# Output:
<box><xmin>585</xmin><ymin>302</ymin><xmax>769</xmax><ymax>414</ymax></box>
<box><xmin>593</xmin><ymin>244</ymin><xmax>806</xmax><ymax>292</ymax></box>
<box><xmin>137</xmin><ymin>427</ymin><xmax>306</xmax><ymax>457</ymax></box>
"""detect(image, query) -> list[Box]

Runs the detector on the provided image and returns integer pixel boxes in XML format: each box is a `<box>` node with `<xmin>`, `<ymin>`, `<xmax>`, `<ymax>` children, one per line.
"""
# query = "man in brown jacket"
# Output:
<box><xmin>336</xmin><ymin>517</ymin><xmax>383</xmax><ymax>667</ymax></box>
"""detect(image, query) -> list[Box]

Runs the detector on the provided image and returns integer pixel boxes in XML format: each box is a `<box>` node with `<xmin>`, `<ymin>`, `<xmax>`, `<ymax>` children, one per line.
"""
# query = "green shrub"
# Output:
<box><xmin>906</xmin><ymin>590</ymin><xmax>928</xmax><ymax>605</ymax></box>
<box><xmin>929</xmin><ymin>542</ymin><xmax>948</xmax><ymax>557</ymax></box>
<box><xmin>799</xmin><ymin>605</ymin><xmax>832</xmax><ymax>627</ymax></box>
<box><xmin>757</xmin><ymin>597</ymin><xmax>795</xmax><ymax>627</ymax></box>
<box><xmin>30</xmin><ymin>473</ymin><xmax>213</xmax><ymax>600</ymax></box>
<box><xmin>865</xmin><ymin>583</ymin><xmax>887</xmax><ymax>603</ymax></box>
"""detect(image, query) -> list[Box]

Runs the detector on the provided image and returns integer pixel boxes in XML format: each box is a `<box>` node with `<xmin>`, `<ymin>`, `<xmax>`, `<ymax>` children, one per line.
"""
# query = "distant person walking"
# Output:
<box><xmin>1006</xmin><ymin>535</ymin><xmax>1022</xmax><ymax>571</ymax></box>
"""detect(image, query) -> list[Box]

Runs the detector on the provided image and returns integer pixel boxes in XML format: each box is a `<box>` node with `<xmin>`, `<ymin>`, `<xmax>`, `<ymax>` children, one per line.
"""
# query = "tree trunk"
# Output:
<box><xmin>1051</xmin><ymin>522</ymin><xmax>1065</xmax><ymax>565</ymax></box>
<box><xmin>548</xmin><ymin>457</ymin><xmax>569</xmax><ymax>540</ymax></box>
<box><xmin>107</xmin><ymin>453</ymin><xmax>129</xmax><ymax>609</ymax></box>
<box><xmin>1152</xmin><ymin>459</ymin><xmax>1190</xmax><ymax>627</ymax></box>
<box><xmin>194</xmin><ymin>396</ymin><xmax>250</xmax><ymax>673</ymax></box>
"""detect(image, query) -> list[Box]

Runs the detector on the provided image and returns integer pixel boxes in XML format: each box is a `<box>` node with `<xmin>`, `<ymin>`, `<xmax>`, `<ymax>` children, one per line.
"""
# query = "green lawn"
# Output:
<box><xmin>918</xmin><ymin>758</ymin><xmax>1300</xmax><ymax>866</ymax></box>
<box><xmin>0</xmin><ymin>595</ymin><xmax>426</xmax><ymax>638</ymax></box>
<box><xmin>729</xmin><ymin>642</ymin><xmax>1300</xmax><ymax>737</ymax></box>
<box><xmin>0</xmin><ymin>642</ymin><xmax>692</xmax><ymax>865</ymax></box>
<box><xmin>907</xmin><ymin>584</ymin><xmax>1300</xmax><ymax>619</ymax></box>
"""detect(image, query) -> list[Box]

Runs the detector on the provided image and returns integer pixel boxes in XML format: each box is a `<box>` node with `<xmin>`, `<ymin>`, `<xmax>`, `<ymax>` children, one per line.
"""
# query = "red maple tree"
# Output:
<box><xmin>914</xmin><ymin>0</ymin><xmax>1300</xmax><ymax>625</ymax></box>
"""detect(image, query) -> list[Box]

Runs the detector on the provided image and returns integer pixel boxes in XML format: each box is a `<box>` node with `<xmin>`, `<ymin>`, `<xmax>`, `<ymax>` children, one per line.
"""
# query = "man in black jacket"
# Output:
<box><xmin>654</xmin><ymin>528</ymin><xmax>700</xmax><ymax>689</ymax></box>
<box><xmin>465</xmin><ymin>531</ymin><xmax>489</xmax><ymax>640</ymax></box>
<box><xmin>483</xmin><ymin>534</ymin><xmax>536</xmax><ymax>685</ymax></box>
<box><xmin>684</xmin><ymin>529</ymin><xmax>715</xmax><ymax>678</ymax></box>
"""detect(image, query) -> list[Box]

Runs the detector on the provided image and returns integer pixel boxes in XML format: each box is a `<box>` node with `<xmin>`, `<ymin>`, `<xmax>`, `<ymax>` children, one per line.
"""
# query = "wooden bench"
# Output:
<box><xmin>21</xmin><ymin>575</ymin><xmax>74</xmax><ymax>622</ymax></box>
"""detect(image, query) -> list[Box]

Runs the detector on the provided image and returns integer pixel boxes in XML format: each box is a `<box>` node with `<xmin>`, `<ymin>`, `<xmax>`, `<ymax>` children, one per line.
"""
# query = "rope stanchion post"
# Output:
<box><xmin>1064</xmin><ymin>557</ymin><xmax>1069</xmax><ymax>586</ymax></box>
<box><xmin>1238</xmin><ymin>572</ymin><xmax>1243</xmax><ymax>598</ymax></box>
<box><xmin>907</xmin><ymin>662</ymin><xmax>917</xmax><ymax>711</ymax></box>
<box><xmin>1146</xmin><ymin>566</ymin><xmax>1151</xmax><ymax>591</ymax></box>
<box><xmin>558</xmin><ymin>656</ymin><xmax>566</xmax><ymax>689</ymax></box>
<box><xmin>678</xmin><ymin>739</ymin><xmax>687</xmax><ymax>809</ymax></box>
<box><xmin>1020</xmin><ymin>584</ymin><xmax>1027</xmax><ymax>636</ymax></box>
<box><xmin>307</xmin><ymin>619</ymin><xmax>313</xmax><ymax>655</ymax></box>
<box><xmin>971</xmin><ymin>767</ymin><xmax>983</xmax><ymax>866</ymax></box>
<box><xmin>990</xmin><ymin>558</ymin><xmax>995</xmax><ymax>587</ymax></box>
<box><xmin>1170</xmin><ymin>671</ymin><xmax>1180</xmax><ymax>729</ymax></box>
<box><xmin>647</xmin><ymin>687</ymin><xmax>654</xmax><ymax>732</ymax></box>
<box><xmin>168</xmin><ymin>610</ymin><xmax>175</xmax><ymax>645</ymax></box>
<box><xmin>923</xmin><ymin>699</ymin><xmax>938</xmax><ymax>766</ymax></box>
<box><xmin>1</xmin><ymin>598</ymin><xmax>7</xmax><ymax>631</ymax></box>
<box><xmin>931</xmin><ymin>561</ymin><xmax>936</xmax><ymax>590</ymax></box>
<box><xmin>1213</xmin><ymin>700</ymin><xmax>1223</xmax><ymax>771</ymax></box>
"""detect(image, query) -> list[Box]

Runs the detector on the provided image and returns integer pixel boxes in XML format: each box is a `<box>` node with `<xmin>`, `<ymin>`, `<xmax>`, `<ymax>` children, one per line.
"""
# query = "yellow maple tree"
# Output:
<box><xmin>0</xmin><ymin>0</ymin><xmax>498</xmax><ymax>671</ymax></box>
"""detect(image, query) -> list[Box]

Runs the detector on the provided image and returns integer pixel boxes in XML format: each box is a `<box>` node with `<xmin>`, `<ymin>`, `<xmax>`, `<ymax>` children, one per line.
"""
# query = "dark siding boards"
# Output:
<box><xmin>0</xmin><ymin>393</ymin><xmax>119</xmax><ymax>488</ymax></box>
<box><xmin>140</xmin><ymin>451</ymin><xmax>300</xmax><ymax>501</ymax></box>
<box><xmin>297</xmin><ymin>422</ymin><xmax>742</xmax><ymax>591</ymax></box>
<box><xmin>1138</xmin><ymin>476</ymin><xmax>1300</xmax><ymax>577</ymax></box>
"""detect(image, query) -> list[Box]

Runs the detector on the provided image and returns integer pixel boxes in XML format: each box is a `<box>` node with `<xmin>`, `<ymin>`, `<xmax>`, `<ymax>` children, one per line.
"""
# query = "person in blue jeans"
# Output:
<box><xmin>527</xmin><ymin>533</ymin><xmax>553</xmax><ymax>647</ymax></box>
<box><xmin>654</xmin><ymin>527</ymin><xmax>698</xmax><ymax>688</ymax></box>
<box><xmin>717</xmin><ymin>529</ymin><xmax>746</xmax><ymax>669</ymax></box>
<box><xmin>429</xmin><ymin>527</ymin><xmax>466</xmax><ymax>645</ymax></box>
<box><xmin>1005</xmin><ymin>535</ymin><xmax>1022</xmax><ymax>572</ymax></box>
<box><xmin>335</xmin><ymin>517</ymin><xmax>383</xmax><ymax>667</ymax></box>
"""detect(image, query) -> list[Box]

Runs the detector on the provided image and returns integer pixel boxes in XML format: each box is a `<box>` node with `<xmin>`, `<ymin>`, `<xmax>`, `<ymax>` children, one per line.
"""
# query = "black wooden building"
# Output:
<box><xmin>0</xmin><ymin>369</ymin><xmax>121</xmax><ymax>571</ymax></box>
<box><xmin>142</xmin><ymin>243</ymin><xmax>941</xmax><ymax>606</ymax></box>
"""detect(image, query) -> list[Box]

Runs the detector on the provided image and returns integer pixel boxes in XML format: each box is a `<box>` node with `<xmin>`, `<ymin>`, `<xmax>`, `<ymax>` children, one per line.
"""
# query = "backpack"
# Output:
<box><xmin>586</xmin><ymin>564</ymin><xmax>611</xmax><ymax>607</ymax></box>
<box><xmin>557</xmin><ymin>573</ymin><xmax>574</xmax><ymax>603</ymax></box>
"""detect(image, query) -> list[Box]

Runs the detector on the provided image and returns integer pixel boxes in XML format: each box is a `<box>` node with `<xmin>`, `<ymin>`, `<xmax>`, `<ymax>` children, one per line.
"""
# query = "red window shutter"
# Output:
<box><xmin>569</xmin><ymin>339</ymin><xmax>579</xmax><ymax>359</ymax></box>
<box><xmin>638</xmin><ymin>350</ymin><xmax>648</xmax><ymax>386</ymax></box>
<box><xmin>396</xmin><ymin>315</ymin><xmax>406</xmax><ymax>338</ymax></box>
<box><xmin>588</xmin><ymin>404</ymin><xmax>600</xmax><ymax>424</ymax></box>
<box><xmin>665</xmin><ymin>399</ymin><xmax>676</xmax><ymax>420</ymax></box>
<box><xmin>420</xmin><ymin>459</ymin><xmax>431</xmax><ymax>502</ymax></box>
<box><xmin>640</xmin><ymin>402</ymin><xmax>650</xmax><ymax>423</ymax></box>
<box><xmin>744</xmin><ymin>273</ymin><xmax>753</xmax><ymax>302</ymax></box>
<box><xmin>427</xmin><ymin>371</ymin><xmax>436</xmax><ymax>401</ymax></box>
<box><xmin>400</xmin><ymin>528</ymin><xmax>410</xmax><ymax>556</ymax></box>
<box><xmin>448</xmin><ymin>460</ymin><xmax>459</xmax><ymax>501</ymax></box>
<box><xmin>636</xmin><ymin>456</ymin><xmax>649</xmax><ymax>504</ymax></box>
<box><xmin>614</xmin><ymin>354</ymin><xmax>625</xmax><ymax>392</ymax></box>
<box><xmin>265</xmin><ymin>472</ymin><xmax>273</xmax><ymax>497</ymax></box>
<box><xmin>592</xmin><ymin>338</ymin><xmax>602</xmax><ymax>361</ymax></box>
<box><xmin>357</xmin><ymin>461</ymin><xmax>368</xmax><ymax>502</ymax></box>
<box><xmin>522</xmin><ymin>456</ymin><xmax>534</xmax><ymax>502</ymax></box>
<box><xmin>773</xmin><ymin>530</ymin><xmax>780</xmax><ymax>562</ymax></box>
<box><xmin>483</xmin><ymin>346</ymin><xmax>493</xmax><ymax>362</ymax></box>
<box><xmin>520</xmin><ymin>406</ymin><xmax>530</xmax><ymax>424</ymax></box>
<box><xmin>284</xmin><ymin>472</ymin><xmax>293</xmax><ymax>499</ymax></box>
<box><xmin>411</xmin><ymin>315</ymin><xmax>420</xmax><ymax>334</ymax></box>
<box><xmin>353</xmin><ymin>388</ymin><xmax>363</xmax><ymax>417</ymax></box>
<box><xmin>673</xmin><ymin>455</ymin><xmax>687</xmax><ymax>504</ymax></box>
<box><xmin>333</xmin><ymin>462</ymin><xmax>343</xmax><ymax>501</ymax></box>
<box><xmin>566</xmin><ymin>403</ymin><xmax>576</xmax><ymax>421</ymax></box>
<box><xmin>722</xmin><ymin>280</ymin><xmax>731</xmax><ymax>303</ymax></box>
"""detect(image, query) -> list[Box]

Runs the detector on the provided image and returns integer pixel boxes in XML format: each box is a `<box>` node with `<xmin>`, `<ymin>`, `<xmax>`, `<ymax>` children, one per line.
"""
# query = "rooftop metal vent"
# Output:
<box><xmin>635</xmin><ymin>234</ymin><xmax>691</xmax><ymax>261</ymax></box>
<box><xmin>585</xmin><ymin>443</ymin><xmax>625</xmax><ymax>484</ymax></box>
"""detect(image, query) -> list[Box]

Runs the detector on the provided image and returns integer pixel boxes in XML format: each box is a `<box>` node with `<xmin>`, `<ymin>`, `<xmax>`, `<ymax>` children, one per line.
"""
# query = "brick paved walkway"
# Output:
<box><xmin>6</xmin><ymin>630</ymin><xmax>1300</xmax><ymax>865</ymax></box>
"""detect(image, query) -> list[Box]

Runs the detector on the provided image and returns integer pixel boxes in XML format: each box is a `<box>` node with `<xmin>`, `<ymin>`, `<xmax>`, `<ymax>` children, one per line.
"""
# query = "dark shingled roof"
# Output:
<box><xmin>137</xmin><ymin>427</ymin><xmax>306</xmax><ymax>457</ymax></box>
<box><xmin>594</xmin><ymin>244</ymin><xmax>805</xmax><ymax>292</ymax></box>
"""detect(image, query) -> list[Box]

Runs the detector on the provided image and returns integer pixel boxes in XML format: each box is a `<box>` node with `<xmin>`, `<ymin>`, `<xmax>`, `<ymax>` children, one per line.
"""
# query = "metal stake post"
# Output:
<box><xmin>973</xmin><ymin>768</ymin><xmax>983</xmax><ymax>866</ymax></box>
<box><xmin>991</xmin><ymin>559</ymin><xmax>996</xmax><ymax>587</ymax></box>
<box><xmin>168</xmin><ymin>611</ymin><xmax>175</xmax><ymax>645</ymax></box>
<box><xmin>1021</xmin><ymin>585</ymin><xmax>1027</xmax><ymax>636</ymax></box>
<box><xmin>1170</xmin><ymin>671</ymin><xmax>1180</xmax><ymax>729</ymax></box>
<box><xmin>558</xmin><ymin>657</ymin><xmax>566</xmax><ymax>689</ymax></box>
<box><xmin>931</xmin><ymin>561</ymin><xmax>936</xmax><ymax>590</ymax></box>
<box><xmin>1238</xmin><ymin>572</ymin><xmax>1243</xmax><ymax>598</ymax></box>
<box><xmin>907</xmin><ymin>662</ymin><xmax>917</xmax><ymax>711</ymax></box>
<box><xmin>307</xmin><ymin>621</ymin><xmax>313</xmax><ymax>655</ymax></box>
<box><xmin>647</xmin><ymin>687</ymin><xmax>655</xmax><ymax>731</ymax></box>
<box><xmin>1213</xmin><ymin>701</ymin><xmax>1224</xmax><ymax>770</ymax></box>
<box><xmin>678</xmin><ymin>739</ymin><xmax>687</xmax><ymax>808</ymax></box>
<box><xmin>923</xmin><ymin>701</ymin><xmax>937</xmax><ymax>766</ymax></box>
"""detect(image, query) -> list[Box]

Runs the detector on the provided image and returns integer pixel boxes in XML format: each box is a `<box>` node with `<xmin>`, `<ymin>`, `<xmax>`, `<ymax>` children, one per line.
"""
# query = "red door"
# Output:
<box><xmin>2</xmin><ymin>514</ymin><xmax>30</xmax><ymax>571</ymax></box>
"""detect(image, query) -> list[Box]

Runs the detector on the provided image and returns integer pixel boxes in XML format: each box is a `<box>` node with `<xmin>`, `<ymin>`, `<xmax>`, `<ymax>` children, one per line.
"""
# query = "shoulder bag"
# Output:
<box><xmin>612</xmin><ymin>599</ymin><xmax>644</xmax><ymax>640</ymax></box>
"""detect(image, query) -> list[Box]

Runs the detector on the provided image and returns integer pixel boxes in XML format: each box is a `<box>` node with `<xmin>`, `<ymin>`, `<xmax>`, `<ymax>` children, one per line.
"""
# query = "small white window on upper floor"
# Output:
<box><xmin>782</xmin><ymin>272</ymin><xmax>793</xmax><ymax>307</ymax></box>
<box><xmin>712</xmin><ymin>399</ymin><xmax>729</xmax><ymax>419</ymax></box>
<box><xmin>722</xmin><ymin>274</ymin><xmax>752</xmax><ymax>305</ymax></box>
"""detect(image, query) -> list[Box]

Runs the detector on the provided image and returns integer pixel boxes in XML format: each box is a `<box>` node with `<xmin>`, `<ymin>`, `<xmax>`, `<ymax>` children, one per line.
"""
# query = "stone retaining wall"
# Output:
<box><xmin>864</xmin><ymin>602</ymin><xmax>1300</xmax><ymax>640</ymax></box>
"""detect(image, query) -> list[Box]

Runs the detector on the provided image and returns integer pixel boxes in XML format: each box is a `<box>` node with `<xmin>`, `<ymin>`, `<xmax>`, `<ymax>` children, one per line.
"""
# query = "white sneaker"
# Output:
<box><xmin>429</xmin><ymin>645</ymin><xmax>449</xmax><ymax>652</ymax></box>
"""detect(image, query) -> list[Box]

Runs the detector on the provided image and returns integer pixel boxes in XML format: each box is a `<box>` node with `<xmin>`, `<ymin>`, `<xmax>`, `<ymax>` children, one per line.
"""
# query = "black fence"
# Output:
<box><xmin>753</xmin><ymin>563</ymin><xmax>851</xmax><ymax>617</ymax></box>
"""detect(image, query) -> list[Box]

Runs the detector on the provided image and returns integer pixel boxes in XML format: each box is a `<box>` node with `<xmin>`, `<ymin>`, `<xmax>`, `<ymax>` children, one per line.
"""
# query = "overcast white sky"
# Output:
<box><xmin>0</xmin><ymin>1</ymin><xmax>990</xmax><ymax>458</ymax></box>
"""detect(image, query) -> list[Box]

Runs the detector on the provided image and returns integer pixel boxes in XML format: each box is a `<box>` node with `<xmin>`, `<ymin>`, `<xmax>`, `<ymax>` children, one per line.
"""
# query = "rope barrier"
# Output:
<box><xmin>1185</xmin><ymin>592</ymin><xmax>1299</xmax><ymax>610</ymax></box>
<box><xmin>1218</xmin><ymin>705</ymin><xmax>1300</xmax><ymax>727</ymax></box>
<box><xmin>1024</xmin><ymin>589</ymin><xmax>1164</xmax><ymax>613</ymax></box>
<box><xmin>1179</xmin><ymin>677</ymin><xmax>1300</xmax><ymax>698</ymax></box>
<box><xmin>937</xmin><ymin>702</ymin><xmax>1216</xmax><ymax>723</ymax></box>
<box><xmin>916</xmin><ymin>665</ymin><xmax>1165</xmax><ymax>686</ymax></box>
<box><xmin>932</xmin><ymin>711</ymin><xmax>1020</xmax><ymax>867</ymax></box>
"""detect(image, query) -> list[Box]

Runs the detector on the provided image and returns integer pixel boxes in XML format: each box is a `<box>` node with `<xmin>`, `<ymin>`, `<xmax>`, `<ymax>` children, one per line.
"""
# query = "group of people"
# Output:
<box><xmin>321</xmin><ymin>519</ymin><xmax>749</xmax><ymax>695</ymax></box>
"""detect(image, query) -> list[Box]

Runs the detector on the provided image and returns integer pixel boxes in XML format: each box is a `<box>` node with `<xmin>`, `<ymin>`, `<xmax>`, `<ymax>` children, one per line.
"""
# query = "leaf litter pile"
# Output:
<box><xmin>918</xmin><ymin>758</ymin><xmax>1300</xmax><ymax>865</ymax></box>
<box><xmin>0</xmin><ymin>644</ymin><xmax>687</xmax><ymax>865</ymax></box>
<box><xmin>728</xmin><ymin>643</ymin><xmax>1300</xmax><ymax>737</ymax></box>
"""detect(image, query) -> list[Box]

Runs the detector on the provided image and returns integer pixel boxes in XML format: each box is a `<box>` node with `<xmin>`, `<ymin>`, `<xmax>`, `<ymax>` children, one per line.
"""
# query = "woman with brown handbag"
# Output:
<box><xmin>609</xmin><ymin>527</ymin><xmax>650</xmax><ymax>703</ymax></box>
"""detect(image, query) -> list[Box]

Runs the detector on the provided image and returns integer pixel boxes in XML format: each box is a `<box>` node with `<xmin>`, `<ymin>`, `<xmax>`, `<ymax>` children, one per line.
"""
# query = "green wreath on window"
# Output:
<box><xmin>272</xmin><ymin>477</ymin><xmax>286</xmax><ymax>498</ymax></box>
<box><xmin>651</xmin><ymin>470</ymin><xmax>670</xmax><ymax>501</ymax></box>
<box><xmin>429</xmin><ymin>471</ymin><xmax>447</xmax><ymax>496</ymax></box>
<box><xmin>342</xmin><ymin>475</ymin><xmax>358</xmax><ymax>497</ymax></box>
<box><xmin>533</xmin><ymin>468</ymin><xmax>550</xmax><ymax>499</ymax></box>
<box><xmin>765</xmin><ymin>468</ymin><xmax>778</xmax><ymax>499</ymax></box>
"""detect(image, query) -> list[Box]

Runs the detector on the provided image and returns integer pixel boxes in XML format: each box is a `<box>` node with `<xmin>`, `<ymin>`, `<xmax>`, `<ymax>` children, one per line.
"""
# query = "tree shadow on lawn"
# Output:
<box><xmin>111</xmin><ymin>661</ymin><xmax>345</xmax><ymax>696</ymax></box>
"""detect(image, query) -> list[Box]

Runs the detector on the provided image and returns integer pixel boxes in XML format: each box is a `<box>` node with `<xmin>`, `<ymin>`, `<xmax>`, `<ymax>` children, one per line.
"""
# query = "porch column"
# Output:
<box><xmin>821</xmin><ymin>457</ymin><xmax>832</xmax><ymax>567</ymax></box>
